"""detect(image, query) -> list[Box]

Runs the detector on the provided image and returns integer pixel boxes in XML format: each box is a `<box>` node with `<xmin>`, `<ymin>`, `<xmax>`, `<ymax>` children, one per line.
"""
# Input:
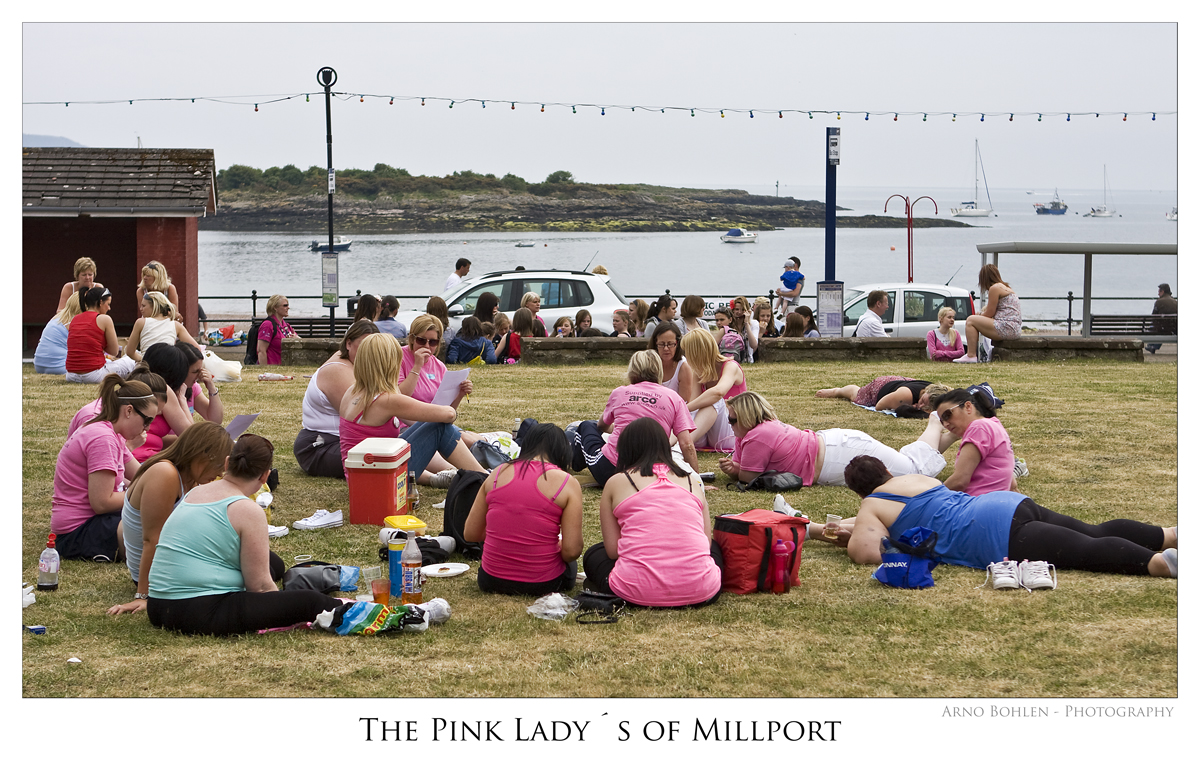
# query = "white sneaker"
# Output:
<box><xmin>772</xmin><ymin>493</ymin><xmax>804</xmax><ymax>517</ymax></box>
<box><xmin>952</xmin><ymin>355</ymin><xmax>980</xmax><ymax>364</ymax></box>
<box><xmin>293</xmin><ymin>508</ymin><xmax>343</xmax><ymax>530</ymax></box>
<box><xmin>980</xmin><ymin>558</ymin><xmax>1020</xmax><ymax>589</ymax></box>
<box><xmin>267</xmin><ymin>524</ymin><xmax>289</xmax><ymax>538</ymax></box>
<box><xmin>429</xmin><ymin>468</ymin><xmax>458</xmax><ymax>489</ymax></box>
<box><xmin>1013</xmin><ymin>457</ymin><xmax>1029</xmax><ymax>479</ymax></box>
<box><xmin>1018</xmin><ymin>559</ymin><xmax>1057</xmax><ymax>590</ymax></box>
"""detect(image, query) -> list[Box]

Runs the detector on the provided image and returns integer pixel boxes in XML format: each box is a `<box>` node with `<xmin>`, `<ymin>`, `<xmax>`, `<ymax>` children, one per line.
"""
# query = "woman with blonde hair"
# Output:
<box><xmin>927</xmin><ymin>306</ymin><xmax>966</xmax><ymax>361</ymax></box>
<box><xmin>519</xmin><ymin>291</ymin><xmax>547</xmax><ymax>335</ymax></box>
<box><xmin>627</xmin><ymin>299</ymin><xmax>650</xmax><ymax>337</ymax></box>
<box><xmin>107</xmin><ymin>422</ymin><xmax>236</xmax><ymax>615</ymax></box>
<box><xmin>679</xmin><ymin>295</ymin><xmax>709</xmax><ymax>334</ymax></box>
<box><xmin>574</xmin><ymin>349</ymin><xmax>699</xmax><ymax>488</ymax></box>
<box><xmin>338</xmin><ymin>333</ymin><xmax>485</xmax><ymax>478</ymax></box>
<box><xmin>717</xmin><ymin>391</ymin><xmax>950</xmax><ymax>488</ymax></box>
<box><xmin>35</xmin><ymin>292</ymin><xmax>84</xmax><ymax>375</ymax></box>
<box><xmin>956</xmin><ymin>264</ymin><xmax>1022</xmax><ymax>363</ymax></box>
<box><xmin>678</xmin><ymin>328</ymin><xmax>747</xmax><ymax>451</ymax></box>
<box><xmin>124</xmin><ymin>291</ymin><xmax>202</xmax><ymax>361</ymax></box>
<box><xmin>58</xmin><ymin>256</ymin><xmax>104</xmax><ymax>312</ymax></box>
<box><xmin>256</xmin><ymin>294</ymin><xmax>297</xmax><ymax>366</ymax></box>
<box><xmin>52</xmin><ymin>375</ymin><xmax>159</xmax><ymax>561</ymax></box>
<box><xmin>135</xmin><ymin>261</ymin><xmax>180</xmax><ymax>308</ymax></box>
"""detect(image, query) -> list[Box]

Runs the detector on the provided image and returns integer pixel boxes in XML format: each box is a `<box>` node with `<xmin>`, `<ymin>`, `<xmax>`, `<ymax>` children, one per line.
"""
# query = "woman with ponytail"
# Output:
<box><xmin>52</xmin><ymin>375</ymin><xmax>159</xmax><ymax>561</ymax></box>
<box><xmin>65</xmin><ymin>286</ymin><xmax>137</xmax><ymax>383</ymax></box>
<box><xmin>145</xmin><ymin>434</ymin><xmax>344</xmax><ymax>635</ymax></box>
<box><xmin>931</xmin><ymin>388</ymin><xmax>1017</xmax><ymax>496</ymax></box>
<box><xmin>68</xmin><ymin>363</ymin><xmax>172</xmax><ymax>460</ymax></box>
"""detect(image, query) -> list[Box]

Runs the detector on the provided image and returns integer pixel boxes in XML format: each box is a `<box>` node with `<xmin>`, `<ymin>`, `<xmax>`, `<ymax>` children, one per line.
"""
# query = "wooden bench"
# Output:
<box><xmin>1088</xmin><ymin>314</ymin><xmax>1176</xmax><ymax>343</ymax></box>
<box><xmin>286</xmin><ymin>317</ymin><xmax>356</xmax><ymax>339</ymax></box>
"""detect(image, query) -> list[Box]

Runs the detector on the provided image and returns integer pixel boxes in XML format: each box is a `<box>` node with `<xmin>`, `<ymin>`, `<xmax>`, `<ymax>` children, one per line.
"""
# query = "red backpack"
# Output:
<box><xmin>713</xmin><ymin>509</ymin><xmax>809</xmax><ymax>594</ymax></box>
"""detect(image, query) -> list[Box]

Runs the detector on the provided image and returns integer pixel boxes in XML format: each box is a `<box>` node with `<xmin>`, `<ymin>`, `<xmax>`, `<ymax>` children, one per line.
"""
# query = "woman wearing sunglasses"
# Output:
<box><xmin>717</xmin><ymin>391</ymin><xmax>950</xmax><ymax>488</ymax></box>
<box><xmin>931</xmin><ymin>388</ymin><xmax>1016</xmax><ymax>496</ymax></box>
<box><xmin>51</xmin><ymin>375</ymin><xmax>159</xmax><ymax>562</ymax></box>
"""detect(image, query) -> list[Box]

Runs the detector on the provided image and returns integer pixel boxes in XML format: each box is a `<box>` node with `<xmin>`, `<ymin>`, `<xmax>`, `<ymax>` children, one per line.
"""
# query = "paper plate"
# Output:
<box><xmin>421</xmin><ymin>562</ymin><xmax>469</xmax><ymax>578</ymax></box>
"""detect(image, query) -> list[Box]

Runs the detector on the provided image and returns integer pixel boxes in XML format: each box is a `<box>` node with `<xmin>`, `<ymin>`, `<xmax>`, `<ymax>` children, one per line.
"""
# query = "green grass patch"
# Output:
<box><xmin>21</xmin><ymin>359</ymin><xmax>1176</xmax><ymax>698</ymax></box>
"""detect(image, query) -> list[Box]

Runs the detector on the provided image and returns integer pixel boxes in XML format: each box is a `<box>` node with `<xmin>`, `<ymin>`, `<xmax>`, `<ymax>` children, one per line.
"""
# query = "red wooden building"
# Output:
<box><xmin>22</xmin><ymin>147</ymin><xmax>218</xmax><ymax>350</ymax></box>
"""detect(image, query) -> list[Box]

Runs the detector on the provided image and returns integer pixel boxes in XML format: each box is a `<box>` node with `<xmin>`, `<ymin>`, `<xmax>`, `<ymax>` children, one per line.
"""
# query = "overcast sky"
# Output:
<box><xmin>22</xmin><ymin>22</ymin><xmax>1177</xmax><ymax>193</ymax></box>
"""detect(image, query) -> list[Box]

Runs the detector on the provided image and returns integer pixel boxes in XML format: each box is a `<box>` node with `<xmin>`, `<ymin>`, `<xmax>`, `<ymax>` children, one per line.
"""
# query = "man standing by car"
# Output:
<box><xmin>445</xmin><ymin>258</ymin><xmax>471</xmax><ymax>291</ymax></box>
<box><xmin>854</xmin><ymin>290</ymin><xmax>889</xmax><ymax>337</ymax></box>
<box><xmin>1146</xmin><ymin>283</ymin><xmax>1177</xmax><ymax>354</ymax></box>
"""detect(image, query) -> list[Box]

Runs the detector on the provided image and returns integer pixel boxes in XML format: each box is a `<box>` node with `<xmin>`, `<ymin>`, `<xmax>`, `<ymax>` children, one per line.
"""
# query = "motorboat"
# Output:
<box><xmin>1033</xmin><ymin>190</ymin><xmax>1068</xmax><ymax>215</ymax></box>
<box><xmin>720</xmin><ymin>228</ymin><xmax>758</xmax><ymax>243</ymax></box>
<box><xmin>514</xmin><ymin>242</ymin><xmax>535</xmax><ymax>248</ymax></box>
<box><xmin>951</xmin><ymin>140</ymin><xmax>994</xmax><ymax>217</ymax></box>
<box><xmin>310</xmin><ymin>236</ymin><xmax>352</xmax><ymax>251</ymax></box>
<box><xmin>1083</xmin><ymin>166</ymin><xmax>1116</xmax><ymax>217</ymax></box>
<box><xmin>1167</xmin><ymin>207</ymin><xmax>1177</xmax><ymax>221</ymax></box>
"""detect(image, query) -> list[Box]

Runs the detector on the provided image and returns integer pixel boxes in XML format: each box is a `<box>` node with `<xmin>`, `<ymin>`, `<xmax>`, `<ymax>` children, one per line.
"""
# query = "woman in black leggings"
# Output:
<box><xmin>823</xmin><ymin>456</ymin><xmax>1177</xmax><ymax>578</ymax></box>
<box><xmin>147</xmin><ymin>434</ymin><xmax>342</xmax><ymax>635</ymax></box>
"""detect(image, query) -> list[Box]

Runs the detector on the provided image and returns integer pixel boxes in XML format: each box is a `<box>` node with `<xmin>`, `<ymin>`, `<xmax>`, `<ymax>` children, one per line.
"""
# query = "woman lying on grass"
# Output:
<box><xmin>465</xmin><ymin>424</ymin><xmax>583</xmax><ymax>596</ymax></box>
<box><xmin>815</xmin><ymin>375</ymin><xmax>950</xmax><ymax>416</ymax></box>
<box><xmin>583</xmin><ymin>417</ymin><xmax>723</xmax><ymax>608</ymax></box>
<box><xmin>146</xmin><ymin>434</ymin><xmax>344</xmax><ymax>636</ymax></box>
<box><xmin>718</xmin><ymin>391</ymin><xmax>951</xmax><ymax>487</ymax></box>
<box><xmin>817</xmin><ymin>455</ymin><xmax>1177</xmax><ymax>578</ymax></box>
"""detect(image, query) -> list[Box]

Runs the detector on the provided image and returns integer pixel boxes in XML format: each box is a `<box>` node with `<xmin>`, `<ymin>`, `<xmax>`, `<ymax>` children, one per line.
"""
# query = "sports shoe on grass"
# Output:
<box><xmin>980</xmin><ymin>558</ymin><xmax>1020</xmax><ymax>589</ymax></box>
<box><xmin>1162</xmin><ymin>548</ymin><xmax>1177</xmax><ymax>578</ymax></box>
<box><xmin>293</xmin><ymin>508</ymin><xmax>343</xmax><ymax>530</ymax></box>
<box><xmin>1013</xmin><ymin>457</ymin><xmax>1029</xmax><ymax>479</ymax></box>
<box><xmin>429</xmin><ymin>468</ymin><xmax>458</xmax><ymax>489</ymax></box>
<box><xmin>952</xmin><ymin>355</ymin><xmax>980</xmax><ymax>364</ymax></box>
<box><xmin>1018</xmin><ymin>559</ymin><xmax>1057</xmax><ymax>590</ymax></box>
<box><xmin>267</xmin><ymin>524</ymin><xmax>289</xmax><ymax>539</ymax></box>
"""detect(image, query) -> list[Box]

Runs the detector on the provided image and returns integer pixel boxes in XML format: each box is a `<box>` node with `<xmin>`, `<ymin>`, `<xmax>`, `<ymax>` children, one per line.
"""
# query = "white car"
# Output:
<box><xmin>841</xmin><ymin>282</ymin><xmax>976</xmax><ymax>338</ymax></box>
<box><xmin>395</xmin><ymin>269</ymin><xmax>630</xmax><ymax>335</ymax></box>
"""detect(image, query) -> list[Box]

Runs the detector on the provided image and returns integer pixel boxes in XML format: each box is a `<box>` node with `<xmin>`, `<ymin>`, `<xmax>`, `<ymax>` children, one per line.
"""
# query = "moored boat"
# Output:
<box><xmin>1083</xmin><ymin>166</ymin><xmax>1116</xmax><ymax>217</ymax></box>
<box><xmin>310</xmin><ymin>236</ymin><xmax>352</xmax><ymax>251</ymax></box>
<box><xmin>951</xmin><ymin>140</ymin><xmax>994</xmax><ymax>217</ymax></box>
<box><xmin>720</xmin><ymin>228</ymin><xmax>758</xmax><ymax>243</ymax></box>
<box><xmin>1167</xmin><ymin>207</ymin><xmax>1177</xmax><ymax>221</ymax></box>
<box><xmin>1034</xmin><ymin>190</ymin><xmax>1068</xmax><ymax>215</ymax></box>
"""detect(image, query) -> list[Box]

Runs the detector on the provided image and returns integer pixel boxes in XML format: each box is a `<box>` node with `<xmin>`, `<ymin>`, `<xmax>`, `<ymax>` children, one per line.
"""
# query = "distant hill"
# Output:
<box><xmin>23</xmin><ymin>134</ymin><xmax>86</xmax><ymax>147</ymax></box>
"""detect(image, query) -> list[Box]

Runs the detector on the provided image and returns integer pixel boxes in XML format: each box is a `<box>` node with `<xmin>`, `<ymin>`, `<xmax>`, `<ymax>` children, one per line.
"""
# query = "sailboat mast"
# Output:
<box><xmin>974</xmin><ymin>139</ymin><xmax>980</xmax><ymax>203</ymax></box>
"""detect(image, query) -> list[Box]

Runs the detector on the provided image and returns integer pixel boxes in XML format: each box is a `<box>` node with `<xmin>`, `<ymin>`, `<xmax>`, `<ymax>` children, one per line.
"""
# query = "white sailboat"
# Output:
<box><xmin>951</xmin><ymin>140</ymin><xmax>994</xmax><ymax>217</ymax></box>
<box><xmin>1084</xmin><ymin>165</ymin><xmax>1116</xmax><ymax>218</ymax></box>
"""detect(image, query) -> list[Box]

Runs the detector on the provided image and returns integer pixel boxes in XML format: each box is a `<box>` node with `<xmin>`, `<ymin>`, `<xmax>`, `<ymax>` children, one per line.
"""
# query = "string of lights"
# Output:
<box><xmin>23</xmin><ymin>91</ymin><xmax>1175</xmax><ymax>121</ymax></box>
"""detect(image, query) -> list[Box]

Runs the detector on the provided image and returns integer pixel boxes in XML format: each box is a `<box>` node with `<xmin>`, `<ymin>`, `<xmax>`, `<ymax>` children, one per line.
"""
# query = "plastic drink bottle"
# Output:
<box><xmin>771</xmin><ymin>538</ymin><xmax>795</xmax><ymax>594</ymax></box>
<box><xmin>401</xmin><ymin>531</ymin><xmax>424</xmax><ymax>605</ymax></box>
<box><xmin>38</xmin><ymin>534</ymin><xmax>60</xmax><ymax>591</ymax></box>
<box><xmin>512</xmin><ymin>417</ymin><xmax>522</xmax><ymax>440</ymax></box>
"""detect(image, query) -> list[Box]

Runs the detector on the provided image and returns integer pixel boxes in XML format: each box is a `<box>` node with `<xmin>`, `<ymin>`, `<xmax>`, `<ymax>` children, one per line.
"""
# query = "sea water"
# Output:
<box><xmin>197</xmin><ymin>185</ymin><xmax>1177</xmax><ymax>322</ymax></box>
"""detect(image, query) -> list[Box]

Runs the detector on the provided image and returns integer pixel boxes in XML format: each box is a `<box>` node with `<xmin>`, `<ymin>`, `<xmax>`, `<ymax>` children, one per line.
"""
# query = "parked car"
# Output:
<box><xmin>841</xmin><ymin>282</ymin><xmax>975</xmax><ymax>338</ymax></box>
<box><xmin>394</xmin><ymin>269</ymin><xmax>630</xmax><ymax>336</ymax></box>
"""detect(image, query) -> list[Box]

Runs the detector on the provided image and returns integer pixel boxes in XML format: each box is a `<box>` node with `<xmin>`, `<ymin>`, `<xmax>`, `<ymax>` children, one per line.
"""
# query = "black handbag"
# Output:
<box><xmin>574</xmin><ymin>590</ymin><xmax>626</xmax><ymax>624</ymax></box>
<box><xmin>281</xmin><ymin>561</ymin><xmax>341</xmax><ymax>593</ymax></box>
<box><xmin>737</xmin><ymin>471</ymin><xmax>804</xmax><ymax>492</ymax></box>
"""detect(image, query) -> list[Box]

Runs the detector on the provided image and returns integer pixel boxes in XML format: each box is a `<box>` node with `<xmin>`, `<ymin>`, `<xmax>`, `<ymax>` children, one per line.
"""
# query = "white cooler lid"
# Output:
<box><xmin>345</xmin><ymin>437</ymin><xmax>411</xmax><ymax>469</ymax></box>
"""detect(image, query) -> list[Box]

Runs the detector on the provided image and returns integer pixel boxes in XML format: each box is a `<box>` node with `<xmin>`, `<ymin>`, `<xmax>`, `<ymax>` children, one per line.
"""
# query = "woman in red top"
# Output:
<box><xmin>464</xmin><ymin>424</ymin><xmax>584</xmax><ymax>595</ymax></box>
<box><xmin>66</xmin><ymin>287</ymin><xmax>136</xmax><ymax>383</ymax></box>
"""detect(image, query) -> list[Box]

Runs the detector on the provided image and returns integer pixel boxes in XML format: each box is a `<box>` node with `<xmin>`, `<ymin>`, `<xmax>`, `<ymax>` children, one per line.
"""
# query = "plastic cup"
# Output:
<box><xmin>370</xmin><ymin>578</ymin><xmax>389</xmax><ymax>606</ymax></box>
<box><xmin>824</xmin><ymin>514</ymin><xmax>843</xmax><ymax>540</ymax></box>
<box><xmin>362</xmin><ymin>565</ymin><xmax>382</xmax><ymax>582</ymax></box>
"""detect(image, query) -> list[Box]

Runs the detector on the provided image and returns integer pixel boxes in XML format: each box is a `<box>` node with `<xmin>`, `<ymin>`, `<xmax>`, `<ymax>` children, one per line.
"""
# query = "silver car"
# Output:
<box><xmin>396</xmin><ymin>269</ymin><xmax>630</xmax><ymax>335</ymax></box>
<box><xmin>842</xmin><ymin>282</ymin><xmax>976</xmax><ymax>338</ymax></box>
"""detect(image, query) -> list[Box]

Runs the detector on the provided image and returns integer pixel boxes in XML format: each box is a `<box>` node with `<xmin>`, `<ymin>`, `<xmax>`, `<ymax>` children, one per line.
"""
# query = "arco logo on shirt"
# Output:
<box><xmin>627</xmin><ymin>394</ymin><xmax>659</xmax><ymax>405</ymax></box>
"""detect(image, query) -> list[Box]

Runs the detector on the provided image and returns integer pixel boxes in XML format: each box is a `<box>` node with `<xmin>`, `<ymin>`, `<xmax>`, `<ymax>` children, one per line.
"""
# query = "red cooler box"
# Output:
<box><xmin>345</xmin><ymin>437</ymin><xmax>411</xmax><ymax>525</ymax></box>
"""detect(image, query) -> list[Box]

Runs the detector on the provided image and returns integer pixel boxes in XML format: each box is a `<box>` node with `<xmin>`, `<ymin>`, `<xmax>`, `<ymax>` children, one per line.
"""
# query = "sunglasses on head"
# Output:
<box><xmin>727</xmin><ymin>414</ymin><xmax>738</xmax><ymax>426</ymax></box>
<box><xmin>411</xmin><ymin>335</ymin><xmax>439</xmax><ymax>347</ymax></box>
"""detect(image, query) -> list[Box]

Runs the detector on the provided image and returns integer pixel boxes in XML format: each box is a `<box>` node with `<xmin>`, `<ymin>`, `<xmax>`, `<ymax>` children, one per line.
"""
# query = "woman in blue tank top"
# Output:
<box><xmin>819</xmin><ymin>456</ymin><xmax>1176</xmax><ymax>577</ymax></box>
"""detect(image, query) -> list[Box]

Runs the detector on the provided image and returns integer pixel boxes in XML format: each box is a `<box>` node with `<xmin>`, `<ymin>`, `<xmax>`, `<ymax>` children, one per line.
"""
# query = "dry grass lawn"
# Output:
<box><xmin>21</xmin><ymin>357</ymin><xmax>1177</xmax><ymax>698</ymax></box>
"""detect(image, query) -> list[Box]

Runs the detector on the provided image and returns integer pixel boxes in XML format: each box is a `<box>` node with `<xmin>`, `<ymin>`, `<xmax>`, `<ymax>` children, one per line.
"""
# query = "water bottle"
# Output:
<box><xmin>771</xmin><ymin>538</ymin><xmax>795</xmax><ymax>594</ymax></box>
<box><xmin>512</xmin><ymin>417</ymin><xmax>522</xmax><ymax>441</ymax></box>
<box><xmin>37</xmin><ymin>534</ymin><xmax>60</xmax><ymax>591</ymax></box>
<box><xmin>401</xmin><ymin>531</ymin><xmax>424</xmax><ymax>606</ymax></box>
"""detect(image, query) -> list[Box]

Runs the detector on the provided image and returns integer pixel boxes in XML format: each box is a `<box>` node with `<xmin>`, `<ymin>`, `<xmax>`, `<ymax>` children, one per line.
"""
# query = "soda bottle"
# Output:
<box><xmin>38</xmin><ymin>533</ymin><xmax>60</xmax><ymax>591</ymax></box>
<box><xmin>406</xmin><ymin>470</ymin><xmax>419</xmax><ymax>511</ymax></box>
<box><xmin>400</xmin><ymin>531</ymin><xmax>423</xmax><ymax>605</ymax></box>
<box><xmin>771</xmin><ymin>538</ymin><xmax>795</xmax><ymax>594</ymax></box>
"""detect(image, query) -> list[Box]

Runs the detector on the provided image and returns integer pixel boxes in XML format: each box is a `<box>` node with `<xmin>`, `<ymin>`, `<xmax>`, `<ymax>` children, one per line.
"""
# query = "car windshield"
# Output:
<box><xmin>844</xmin><ymin>288</ymin><xmax>864</xmax><ymax>302</ymax></box>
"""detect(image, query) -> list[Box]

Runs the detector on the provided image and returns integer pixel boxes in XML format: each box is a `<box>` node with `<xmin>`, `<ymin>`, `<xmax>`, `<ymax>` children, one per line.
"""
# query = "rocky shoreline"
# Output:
<box><xmin>199</xmin><ymin>188</ymin><xmax>970</xmax><ymax>233</ymax></box>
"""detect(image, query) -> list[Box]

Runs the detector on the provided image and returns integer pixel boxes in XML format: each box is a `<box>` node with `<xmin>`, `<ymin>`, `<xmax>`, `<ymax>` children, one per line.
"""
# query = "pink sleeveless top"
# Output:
<box><xmin>338</xmin><ymin>395</ymin><xmax>401</xmax><ymax>465</ymax></box>
<box><xmin>609</xmin><ymin>464</ymin><xmax>721</xmax><ymax>607</ymax></box>
<box><xmin>480</xmin><ymin>461</ymin><xmax>572</xmax><ymax>582</ymax></box>
<box><xmin>702</xmin><ymin>358</ymin><xmax>747</xmax><ymax>400</ymax></box>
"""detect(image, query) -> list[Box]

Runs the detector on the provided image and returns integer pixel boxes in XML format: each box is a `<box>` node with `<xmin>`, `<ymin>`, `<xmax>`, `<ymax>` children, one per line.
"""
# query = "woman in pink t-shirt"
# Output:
<box><xmin>583</xmin><ymin>417</ymin><xmax>722</xmax><ymax>608</ymax></box>
<box><xmin>718</xmin><ymin>392</ymin><xmax>952</xmax><ymax>488</ymax></box>
<box><xmin>932</xmin><ymin>388</ymin><xmax>1017</xmax><ymax>496</ymax></box>
<box><xmin>575</xmin><ymin>350</ymin><xmax>698</xmax><ymax>489</ymax></box>
<box><xmin>51</xmin><ymin>375</ymin><xmax>159</xmax><ymax>562</ymax></box>
<box><xmin>464</xmin><ymin>424</ymin><xmax>583</xmax><ymax>595</ymax></box>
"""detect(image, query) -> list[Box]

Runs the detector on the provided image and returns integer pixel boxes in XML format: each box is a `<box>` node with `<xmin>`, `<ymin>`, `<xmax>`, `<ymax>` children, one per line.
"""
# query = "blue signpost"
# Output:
<box><xmin>817</xmin><ymin>127</ymin><xmax>845</xmax><ymax>337</ymax></box>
